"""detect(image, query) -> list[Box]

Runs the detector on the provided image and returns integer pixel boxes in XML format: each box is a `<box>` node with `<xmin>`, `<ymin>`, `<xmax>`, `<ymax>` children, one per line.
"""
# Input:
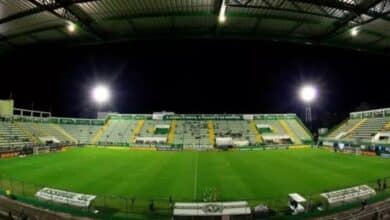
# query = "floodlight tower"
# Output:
<box><xmin>299</xmin><ymin>85</ymin><xmax>317</xmax><ymax>126</ymax></box>
<box><xmin>91</xmin><ymin>84</ymin><xmax>110</xmax><ymax>118</ymax></box>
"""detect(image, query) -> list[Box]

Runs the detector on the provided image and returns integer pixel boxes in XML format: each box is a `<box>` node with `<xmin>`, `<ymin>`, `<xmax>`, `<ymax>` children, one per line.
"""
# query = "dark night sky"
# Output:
<box><xmin>0</xmin><ymin>39</ymin><xmax>389</xmax><ymax>129</ymax></box>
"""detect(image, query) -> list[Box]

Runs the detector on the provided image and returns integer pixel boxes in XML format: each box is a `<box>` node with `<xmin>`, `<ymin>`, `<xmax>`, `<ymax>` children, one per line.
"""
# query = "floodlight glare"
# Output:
<box><xmin>351</xmin><ymin>27</ymin><xmax>359</xmax><ymax>37</ymax></box>
<box><xmin>92</xmin><ymin>85</ymin><xmax>110</xmax><ymax>104</ymax></box>
<box><xmin>299</xmin><ymin>85</ymin><xmax>317</xmax><ymax>103</ymax></box>
<box><xmin>219</xmin><ymin>14</ymin><xmax>227</xmax><ymax>23</ymax></box>
<box><xmin>218</xmin><ymin>1</ymin><xmax>227</xmax><ymax>23</ymax></box>
<box><xmin>67</xmin><ymin>22</ymin><xmax>76</xmax><ymax>33</ymax></box>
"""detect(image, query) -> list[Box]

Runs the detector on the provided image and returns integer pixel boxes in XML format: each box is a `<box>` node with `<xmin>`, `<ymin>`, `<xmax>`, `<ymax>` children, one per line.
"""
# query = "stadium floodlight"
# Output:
<box><xmin>299</xmin><ymin>85</ymin><xmax>317</xmax><ymax>125</ymax></box>
<box><xmin>351</xmin><ymin>27</ymin><xmax>359</xmax><ymax>37</ymax></box>
<box><xmin>67</xmin><ymin>22</ymin><xmax>76</xmax><ymax>33</ymax></box>
<box><xmin>299</xmin><ymin>85</ymin><xmax>317</xmax><ymax>104</ymax></box>
<box><xmin>92</xmin><ymin>85</ymin><xmax>110</xmax><ymax>104</ymax></box>
<box><xmin>218</xmin><ymin>1</ymin><xmax>227</xmax><ymax>23</ymax></box>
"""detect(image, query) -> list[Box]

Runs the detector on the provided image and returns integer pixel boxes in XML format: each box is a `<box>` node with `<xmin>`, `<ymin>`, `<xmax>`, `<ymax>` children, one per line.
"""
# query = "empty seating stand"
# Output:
<box><xmin>60</xmin><ymin>124</ymin><xmax>100</xmax><ymax>144</ymax></box>
<box><xmin>327</xmin><ymin>119</ymin><xmax>362</xmax><ymax>139</ymax></box>
<box><xmin>135</xmin><ymin>120</ymin><xmax>170</xmax><ymax>145</ymax></box>
<box><xmin>18</xmin><ymin>122</ymin><xmax>73</xmax><ymax>144</ymax></box>
<box><xmin>98</xmin><ymin>119</ymin><xmax>138</xmax><ymax>145</ymax></box>
<box><xmin>213</xmin><ymin>120</ymin><xmax>255</xmax><ymax>146</ymax></box>
<box><xmin>256</xmin><ymin>120</ymin><xmax>286</xmax><ymax>136</ymax></box>
<box><xmin>349</xmin><ymin>118</ymin><xmax>387</xmax><ymax>141</ymax></box>
<box><xmin>285</xmin><ymin>119</ymin><xmax>311</xmax><ymax>142</ymax></box>
<box><xmin>174</xmin><ymin>120</ymin><xmax>211</xmax><ymax>149</ymax></box>
<box><xmin>0</xmin><ymin>121</ymin><xmax>33</xmax><ymax>149</ymax></box>
<box><xmin>323</xmin><ymin>107</ymin><xmax>390</xmax><ymax>146</ymax></box>
<box><xmin>0</xmin><ymin>113</ymin><xmax>312</xmax><ymax>151</ymax></box>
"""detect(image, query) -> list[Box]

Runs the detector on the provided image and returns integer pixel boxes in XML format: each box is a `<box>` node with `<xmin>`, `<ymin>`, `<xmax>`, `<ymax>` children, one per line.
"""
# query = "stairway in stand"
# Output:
<box><xmin>279</xmin><ymin>120</ymin><xmax>301</xmax><ymax>144</ymax></box>
<box><xmin>208</xmin><ymin>121</ymin><xmax>215</xmax><ymax>146</ymax></box>
<box><xmin>50</xmin><ymin>124</ymin><xmax>77</xmax><ymax>143</ymax></box>
<box><xmin>14</xmin><ymin>122</ymin><xmax>39</xmax><ymax>144</ymax></box>
<box><xmin>346</xmin><ymin>118</ymin><xmax>368</xmax><ymax>138</ymax></box>
<box><xmin>249</xmin><ymin>120</ymin><xmax>263</xmax><ymax>144</ymax></box>
<box><xmin>167</xmin><ymin>120</ymin><xmax>177</xmax><ymax>145</ymax></box>
<box><xmin>130</xmin><ymin>120</ymin><xmax>145</xmax><ymax>144</ymax></box>
<box><xmin>91</xmin><ymin>119</ymin><xmax>111</xmax><ymax>145</ymax></box>
<box><xmin>383</xmin><ymin>121</ymin><xmax>390</xmax><ymax>131</ymax></box>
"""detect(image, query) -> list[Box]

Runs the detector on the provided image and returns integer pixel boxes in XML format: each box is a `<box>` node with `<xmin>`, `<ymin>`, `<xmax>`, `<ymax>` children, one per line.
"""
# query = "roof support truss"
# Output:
<box><xmin>226</xmin><ymin>0</ymin><xmax>341</xmax><ymax>19</ymax></box>
<box><xmin>319</xmin><ymin>0</ymin><xmax>387</xmax><ymax>40</ymax></box>
<box><xmin>289</xmin><ymin>0</ymin><xmax>389</xmax><ymax>18</ymax></box>
<box><xmin>0</xmin><ymin>0</ymin><xmax>99</xmax><ymax>25</ymax></box>
<box><xmin>25</xmin><ymin>0</ymin><xmax>104</xmax><ymax>40</ymax></box>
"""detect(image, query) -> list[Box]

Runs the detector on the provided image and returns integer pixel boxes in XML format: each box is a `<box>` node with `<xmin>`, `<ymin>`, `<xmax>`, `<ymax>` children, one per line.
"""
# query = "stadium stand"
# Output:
<box><xmin>91</xmin><ymin>119</ymin><xmax>111</xmax><ymax>144</ymax></box>
<box><xmin>249</xmin><ymin>120</ymin><xmax>263</xmax><ymax>144</ymax></box>
<box><xmin>322</xmin><ymin>108</ymin><xmax>390</xmax><ymax>146</ymax></box>
<box><xmin>255</xmin><ymin>119</ymin><xmax>292</xmax><ymax>144</ymax></box>
<box><xmin>257</xmin><ymin>120</ymin><xmax>285</xmax><ymax>135</ymax></box>
<box><xmin>174</xmin><ymin>120</ymin><xmax>211</xmax><ymax>149</ymax></box>
<box><xmin>385</xmin><ymin>122</ymin><xmax>390</xmax><ymax>131</ymax></box>
<box><xmin>0</xmin><ymin>114</ymin><xmax>312</xmax><ymax>149</ymax></box>
<box><xmin>131</xmin><ymin>120</ymin><xmax>145</xmax><ymax>142</ymax></box>
<box><xmin>17</xmin><ymin>122</ymin><xmax>74</xmax><ymax>144</ymax></box>
<box><xmin>0</xmin><ymin>120</ymin><xmax>33</xmax><ymax>148</ymax></box>
<box><xmin>285</xmin><ymin>119</ymin><xmax>312</xmax><ymax>143</ymax></box>
<box><xmin>98</xmin><ymin>119</ymin><xmax>138</xmax><ymax>145</ymax></box>
<box><xmin>326</xmin><ymin>118</ymin><xmax>363</xmax><ymax>139</ymax></box>
<box><xmin>139</xmin><ymin>120</ymin><xmax>168</xmax><ymax>137</ymax></box>
<box><xmin>60</xmin><ymin>124</ymin><xmax>100</xmax><ymax>144</ymax></box>
<box><xmin>134</xmin><ymin>120</ymin><xmax>170</xmax><ymax>145</ymax></box>
<box><xmin>207</xmin><ymin>121</ymin><xmax>216</xmax><ymax>145</ymax></box>
<box><xmin>167</xmin><ymin>120</ymin><xmax>177</xmax><ymax>145</ymax></box>
<box><xmin>349</xmin><ymin>118</ymin><xmax>387</xmax><ymax>140</ymax></box>
<box><xmin>0</xmin><ymin>100</ymin><xmax>313</xmax><ymax>149</ymax></box>
<box><xmin>214</xmin><ymin>120</ymin><xmax>256</xmax><ymax>146</ymax></box>
<box><xmin>279</xmin><ymin>120</ymin><xmax>301</xmax><ymax>144</ymax></box>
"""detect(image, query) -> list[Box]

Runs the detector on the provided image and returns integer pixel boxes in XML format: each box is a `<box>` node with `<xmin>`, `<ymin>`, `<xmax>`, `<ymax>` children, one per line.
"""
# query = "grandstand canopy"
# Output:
<box><xmin>0</xmin><ymin>0</ymin><xmax>389</xmax><ymax>54</ymax></box>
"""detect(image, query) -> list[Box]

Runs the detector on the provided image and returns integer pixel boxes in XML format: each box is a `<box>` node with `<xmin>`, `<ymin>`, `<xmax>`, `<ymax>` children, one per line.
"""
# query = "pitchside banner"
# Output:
<box><xmin>164</xmin><ymin>114</ymin><xmax>243</xmax><ymax>120</ymax></box>
<box><xmin>104</xmin><ymin>113</ymin><xmax>298</xmax><ymax>121</ymax></box>
<box><xmin>109</xmin><ymin>114</ymin><xmax>153</xmax><ymax>120</ymax></box>
<box><xmin>36</xmin><ymin>187</ymin><xmax>96</xmax><ymax>208</ymax></box>
<box><xmin>253</xmin><ymin>114</ymin><xmax>296</xmax><ymax>120</ymax></box>
<box><xmin>164</xmin><ymin>114</ymin><xmax>296</xmax><ymax>120</ymax></box>
<box><xmin>11</xmin><ymin>116</ymin><xmax>105</xmax><ymax>125</ymax></box>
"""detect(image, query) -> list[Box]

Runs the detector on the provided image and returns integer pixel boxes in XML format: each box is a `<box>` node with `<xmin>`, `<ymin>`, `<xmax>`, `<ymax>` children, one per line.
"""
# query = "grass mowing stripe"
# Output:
<box><xmin>193</xmin><ymin>152</ymin><xmax>198</xmax><ymax>200</ymax></box>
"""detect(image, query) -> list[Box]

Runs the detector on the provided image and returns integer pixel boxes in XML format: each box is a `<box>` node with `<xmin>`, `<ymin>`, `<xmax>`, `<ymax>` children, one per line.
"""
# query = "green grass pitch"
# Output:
<box><xmin>0</xmin><ymin>147</ymin><xmax>390</xmax><ymax>203</ymax></box>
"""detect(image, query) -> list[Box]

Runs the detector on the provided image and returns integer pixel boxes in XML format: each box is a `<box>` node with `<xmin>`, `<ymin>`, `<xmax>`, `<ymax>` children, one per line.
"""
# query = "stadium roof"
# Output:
<box><xmin>0</xmin><ymin>0</ymin><xmax>389</xmax><ymax>54</ymax></box>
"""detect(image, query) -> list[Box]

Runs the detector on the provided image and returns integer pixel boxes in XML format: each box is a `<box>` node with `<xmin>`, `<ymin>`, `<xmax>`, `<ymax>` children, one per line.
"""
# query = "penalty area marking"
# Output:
<box><xmin>193</xmin><ymin>152</ymin><xmax>198</xmax><ymax>200</ymax></box>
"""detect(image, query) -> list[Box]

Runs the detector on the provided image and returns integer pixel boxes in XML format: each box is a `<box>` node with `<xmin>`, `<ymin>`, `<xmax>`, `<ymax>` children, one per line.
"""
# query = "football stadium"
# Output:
<box><xmin>1</xmin><ymin>101</ymin><xmax>390</xmax><ymax>219</ymax></box>
<box><xmin>0</xmin><ymin>0</ymin><xmax>390</xmax><ymax>220</ymax></box>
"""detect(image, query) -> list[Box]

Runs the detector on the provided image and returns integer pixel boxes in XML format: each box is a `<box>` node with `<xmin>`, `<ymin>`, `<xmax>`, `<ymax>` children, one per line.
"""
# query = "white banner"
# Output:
<box><xmin>35</xmin><ymin>187</ymin><xmax>96</xmax><ymax>208</ymax></box>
